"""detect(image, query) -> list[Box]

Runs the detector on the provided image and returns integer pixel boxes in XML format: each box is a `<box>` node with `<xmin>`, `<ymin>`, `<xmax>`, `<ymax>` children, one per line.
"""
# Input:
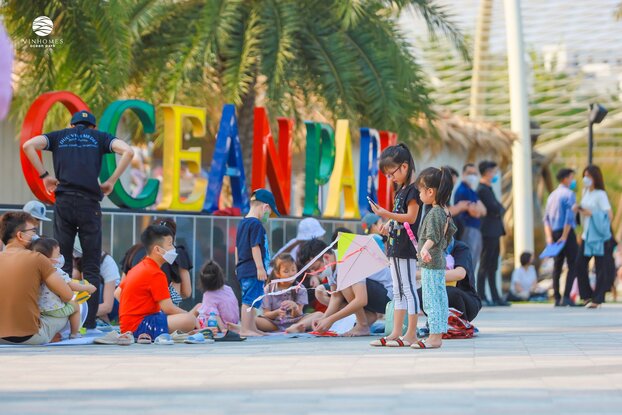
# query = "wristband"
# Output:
<box><xmin>39</xmin><ymin>171</ymin><xmax>50</xmax><ymax>179</ymax></box>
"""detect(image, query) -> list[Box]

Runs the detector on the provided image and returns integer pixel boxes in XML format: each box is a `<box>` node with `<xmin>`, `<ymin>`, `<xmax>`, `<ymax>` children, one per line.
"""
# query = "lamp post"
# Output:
<box><xmin>588</xmin><ymin>103</ymin><xmax>608</xmax><ymax>165</ymax></box>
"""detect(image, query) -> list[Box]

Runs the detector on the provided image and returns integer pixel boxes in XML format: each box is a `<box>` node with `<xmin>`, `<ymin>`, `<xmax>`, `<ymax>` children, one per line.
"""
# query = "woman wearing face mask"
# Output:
<box><xmin>119</xmin><ymin>218</ymin><xmax>193</xmax><ymax>307</ymax></box>
<box><xmin>574</xmin><ymin>165</ymin><xmax>616</xmax><ymax>308</ymax></box>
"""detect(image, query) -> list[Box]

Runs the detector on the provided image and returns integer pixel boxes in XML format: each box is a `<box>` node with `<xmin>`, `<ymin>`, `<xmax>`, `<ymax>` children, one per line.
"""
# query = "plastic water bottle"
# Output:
<box><xmin>207</xmin><ymin>312</ymin><xmax>218</xmax><ymax>331</ymax></box>
<box><xmin>197</xmin><ymin>313</ymin><xmax>208</xmax><ymax>329</ymax></box>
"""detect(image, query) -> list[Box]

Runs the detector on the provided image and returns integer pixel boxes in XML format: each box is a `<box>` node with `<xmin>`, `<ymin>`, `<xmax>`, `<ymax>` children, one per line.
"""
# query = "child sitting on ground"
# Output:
<box><xmin>257</xmin><ymin>253</ymin><xmax>323</xmax><ymax>333</ymax></box>
<box><xmin>508</xmin><ymin>252</ymin><xmax>546</xmax><ymax>301</ymax></box>
<box><xmin>198</xmin><ymin>260</ymin><xmax>240</xmax><ymax>332</ymax></box>
<box><xmin>32</xmin><ymin>238</ymin><xmax>96</xmax><ymax>339</ymax></box>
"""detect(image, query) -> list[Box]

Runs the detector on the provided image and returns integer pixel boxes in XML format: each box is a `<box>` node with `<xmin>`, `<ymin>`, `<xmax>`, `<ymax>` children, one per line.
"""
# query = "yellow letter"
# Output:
<box><xmin>156</xmin><ymin>105</ymin><xmax>207</xmax><ymax>211</ymax></box>
<box><xmin>324</xmin><ymin>120</ymin><xmax>360</xmax><ymax>219</ymax></box>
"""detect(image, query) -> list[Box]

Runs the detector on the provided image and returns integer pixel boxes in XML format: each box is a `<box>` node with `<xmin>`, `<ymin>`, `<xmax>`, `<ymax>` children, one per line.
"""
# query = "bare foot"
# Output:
<box><xmin>239</xmin><ymin>330</ymin><xmax>265</xmax><ymax>337</ymax></box>
<box><xmin>285</xmin><ymin>323</ymin><xmax>305</xmax><ymax>333</ymax></box>
<box><xmin>226</xmin><ymin>323</ymin><xmax>241</xmax><ymax>333</ymax></box>
<box><xmin>50</xmin><ymin>332</ymin><xmax>62</xmax><ymax>343</ymax></box>
<box><xmin>343</xmin><ymin>326</ymin><xmax>371</xmax><ymax>337</ymax></box>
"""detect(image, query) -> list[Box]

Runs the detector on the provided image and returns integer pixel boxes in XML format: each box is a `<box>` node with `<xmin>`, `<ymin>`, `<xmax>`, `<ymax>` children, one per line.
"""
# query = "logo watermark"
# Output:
<box><xmin>32</xmin><ymin>16</ymin><xmax>53</xmax><ymax>36</ymax></box>
<box><xmin>21</xmin><ymin>15</ymin><xmax>63</xmax><ymax>49</ymax></box>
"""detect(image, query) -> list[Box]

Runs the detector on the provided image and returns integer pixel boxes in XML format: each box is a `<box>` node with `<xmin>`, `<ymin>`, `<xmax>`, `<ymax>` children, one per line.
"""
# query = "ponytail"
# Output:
<box><xmin>437</xmin><ymin>167</ymin><xmax>454</xmax><ymax>207</ymax></box>
<box><xmin>415</xmin><ymin>166</ymin><xmax>455</xmax><ymax>206</ymax></box>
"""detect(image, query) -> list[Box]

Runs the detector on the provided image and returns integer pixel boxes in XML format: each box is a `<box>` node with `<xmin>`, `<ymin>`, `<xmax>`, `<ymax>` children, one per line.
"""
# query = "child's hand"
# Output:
<box><xmin>310</xmin><ymin>275</ymin><xmax>321</xmax><ymax>288</ymax></box>
<box><xmin>380</xmin><ymin>221</ymin><xmax>391</xmax><ymax>236</ymax></box>
<box><xmin>421</xmin><ymin>248</ymin><xmax>432</xmax><ymax>263</ymax></box>
<box><xmin>370</xmin><ymin>203</ymin><xmax>389</xmax><ymax>218</ymax></box>
<box><xmin>277</xmin><ymin>308</ymin><xmax>286</xmax><ymax>319</ymax></box>
<box><xmin>257</xmin><ymin>268</ymin><xmax>268</xmax><ymax>281</ymax></box>
<box><xmin>312</xmin><ymin>318</ymin><xmax>332</xmax><ymax>333</ymax></box>
<box><xmin>85</xmin><ymin>284</ymin><xmax>97</xmax><ymax>294</ymax></box>
<box><xmin>281</xmin><ymin>300</ymin><xmax>297</xmax><ymax>311</ymax></box>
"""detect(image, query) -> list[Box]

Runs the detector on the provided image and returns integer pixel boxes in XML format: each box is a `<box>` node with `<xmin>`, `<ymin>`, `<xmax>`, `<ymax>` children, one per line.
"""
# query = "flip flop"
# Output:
<box><xmin>184</xmin><ymin>333</ymin><xmax>210</xmax><ymax>344</ymax></box>
<box><xmin>171</xmin><ymin>330</ymin><xmax>190</xmax><ymax>343</ymax></box>
<box><xmin>309</xmin><ymin>330</ymin><xmax>339</xmax><ymax>337</ymax></box>
<box><xmin>387</xmin><ymin>336</ymin><xmax>412</xmax><ymax>347</ymax></box>
<box><xmin>411</xmin><ymin>340</ymin><xmax>440</xmax><ymax>349</ymax></box>
<box><xmin>94</xmin><ymin>331</ymin><xmax>122</xmax><ymax>345</ymax></box>
<box><xmin>117</xmin><ymin>332</ymin><xmax>135</xmax><ymax>346</ymax></box>
<box><xmin>194</xmin><ymin>328</ymin><xmax>215</xmax><ymax>340</ymax></box>
<box><xmin>214</xmin><ymin>330</ymin><xmax>246</xmax><ymax>342</ymax></box>
<box><xmin>369</xmin><ymin>337</ymin><xmax>391</xmax><ymax>347</ymax></box>
<box><xmin>154</xmin><ymin>333</ymin><xmax>174</xmax><ymax>345</ymax></box>
<box><xmin>137</xmin><ymin>333</ymin><xmax>152</xmax><ymax>344</ymax></box>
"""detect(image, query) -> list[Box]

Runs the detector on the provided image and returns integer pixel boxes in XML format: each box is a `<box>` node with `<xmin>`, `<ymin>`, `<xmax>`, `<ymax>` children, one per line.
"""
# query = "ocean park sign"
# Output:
<box><xmin>19</xmin><ymin>91</ymin><xmax>400</xmax><ymax>218</ymax></box>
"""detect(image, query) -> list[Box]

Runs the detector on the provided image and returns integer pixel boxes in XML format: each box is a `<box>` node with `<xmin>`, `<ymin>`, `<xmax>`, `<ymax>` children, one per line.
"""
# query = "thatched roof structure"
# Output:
<box><xmin>413</xmin><ymin>109</ymin><xmax>517</xmax><ymax>166</ymax></box>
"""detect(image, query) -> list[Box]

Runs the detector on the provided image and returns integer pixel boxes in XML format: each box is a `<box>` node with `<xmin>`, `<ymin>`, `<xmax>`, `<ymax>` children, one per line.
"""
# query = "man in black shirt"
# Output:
<box><xmin>476</xmin><ymin>161</ymin><xmax>510</xmax><ymax>306</ymax></box>
<box><xmin>23</xmin><ymin>110</ymin><xmax>134</xmax><ymax>330</ymax></box>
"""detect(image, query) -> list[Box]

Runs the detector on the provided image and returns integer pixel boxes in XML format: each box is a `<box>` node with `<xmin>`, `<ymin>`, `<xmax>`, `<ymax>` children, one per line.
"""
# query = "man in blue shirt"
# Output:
<box><xmin>23</xmin><ymin>111</ymin><xmax>134</xmax><ymax>330</ymax></box>
<box><xmin>454</xmin><ymin>163</ymin><xmax>487</xmax><ymax>269</ymax></box>
<box><xmin>543</xmin><ymin>168</ymin><xmax>578</xmax><ymax>307</ymax></box>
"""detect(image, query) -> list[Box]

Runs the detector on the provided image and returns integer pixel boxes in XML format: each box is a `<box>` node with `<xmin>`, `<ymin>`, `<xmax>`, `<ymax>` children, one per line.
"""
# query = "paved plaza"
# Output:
<box><xmin>1</xmin><ymin>303</ymin><xmax>622</xmax><ymax>414</ymax></box>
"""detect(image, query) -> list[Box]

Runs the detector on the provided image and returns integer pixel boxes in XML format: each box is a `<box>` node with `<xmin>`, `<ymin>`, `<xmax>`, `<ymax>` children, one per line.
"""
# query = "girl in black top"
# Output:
<box><xmin>369</xmin><ymin>144</ymin><xmax>423</xmax><ymax>347</ymax></box>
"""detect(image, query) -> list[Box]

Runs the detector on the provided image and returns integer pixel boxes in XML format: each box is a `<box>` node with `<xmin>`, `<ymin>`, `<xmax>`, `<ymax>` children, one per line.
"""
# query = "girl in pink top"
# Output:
<box><xmin>198</xmin><ymin>260</ymin><xmax>240</xmax><ymax>331</ymax></box>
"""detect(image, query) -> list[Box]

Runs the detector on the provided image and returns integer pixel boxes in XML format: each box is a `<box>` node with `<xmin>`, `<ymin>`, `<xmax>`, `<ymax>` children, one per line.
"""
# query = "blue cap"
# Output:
<box><xmin>361</xmin><ymin>213</ymin><xmax>381</xmax><ymax>234</ymax></box>
<box><xmin>70</xmin><ymin>111</ymin><xmax>96</xmax><ymax>126</ymax></box>
<box><xmin>251</xmin><ymin>189</ymin><xmax>281</xmax><ymax>216</ymax></box>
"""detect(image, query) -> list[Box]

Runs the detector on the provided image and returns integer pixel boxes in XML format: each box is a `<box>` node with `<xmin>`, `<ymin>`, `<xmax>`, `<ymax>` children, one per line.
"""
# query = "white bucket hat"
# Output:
<box><xmin>22</xmin><ymin>200</ymin><xmax>51</xmax><ymax>222</ymax></box>
<box><xmin>296</xmin><ymin>218</ymin><xmax>326</xmax><ymax>240</ymax></box>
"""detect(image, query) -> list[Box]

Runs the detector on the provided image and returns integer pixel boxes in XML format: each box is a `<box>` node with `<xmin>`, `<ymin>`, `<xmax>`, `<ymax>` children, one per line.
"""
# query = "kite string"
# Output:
<box><xmin>247</xmin><ymin>246</ymin><xmax>366</xmax><ymax>311</ymax></box>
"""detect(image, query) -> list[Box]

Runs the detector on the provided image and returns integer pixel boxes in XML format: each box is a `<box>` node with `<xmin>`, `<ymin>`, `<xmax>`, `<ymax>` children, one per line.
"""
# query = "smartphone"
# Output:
<box><xmin>367</xmin><ymin>196</ymin><xmax>378</xmax><ymax>207</ymax></box>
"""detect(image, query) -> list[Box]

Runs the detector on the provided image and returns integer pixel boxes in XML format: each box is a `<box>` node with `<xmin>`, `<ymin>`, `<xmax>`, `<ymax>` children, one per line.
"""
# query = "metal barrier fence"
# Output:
<box><xmin>0</xmin><ymin>205</ymin><xmax>362</xmax><ymax>307</ymax></box>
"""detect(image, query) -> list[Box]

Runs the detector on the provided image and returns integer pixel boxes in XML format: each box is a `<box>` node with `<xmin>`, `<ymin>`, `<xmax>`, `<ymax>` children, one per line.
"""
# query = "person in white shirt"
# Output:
<box><xmin>573</xmin><ymin>165</ymin><xmax>615</xmax><ymax>308</ymax></box>
<box><xmin>508</xmin><ymin>252</ymin><xmax>539</xmax><ymax>301</ymax></box>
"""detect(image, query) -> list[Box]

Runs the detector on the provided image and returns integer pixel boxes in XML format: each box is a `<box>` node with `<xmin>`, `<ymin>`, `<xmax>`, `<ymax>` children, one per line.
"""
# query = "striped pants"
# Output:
<box><xmin>421</xmin><ymin>268</ymin><xmax>449</xmax><ymax>334</ymax></box>
<box><xmin>389</xmin><ymin>257</ymin><xmax>421</xmax><ymax>315</ymax></box>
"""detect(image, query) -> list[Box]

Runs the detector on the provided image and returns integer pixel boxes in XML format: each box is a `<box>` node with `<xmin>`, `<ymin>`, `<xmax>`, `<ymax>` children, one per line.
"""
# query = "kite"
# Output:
<box><xmin>335</xmin><ymin>232</ymin><xmax>390</xmax><ymax>291</ymax></box>
<box><xmin>248</xmin><ymin>232</ymin><xmax>389</xmax><ymax>310</ymax></box>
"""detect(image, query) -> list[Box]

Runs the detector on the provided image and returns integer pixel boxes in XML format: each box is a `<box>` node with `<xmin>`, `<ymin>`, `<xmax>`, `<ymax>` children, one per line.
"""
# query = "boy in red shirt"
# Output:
<box><xmin>116</xmin><ymin>225</ymin><xmax>200</xmax><ymax>339</ymax></box>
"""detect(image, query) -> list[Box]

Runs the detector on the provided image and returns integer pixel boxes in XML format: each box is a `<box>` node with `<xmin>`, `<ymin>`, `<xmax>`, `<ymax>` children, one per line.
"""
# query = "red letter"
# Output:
<box><xmin>251</xmin><ymin>107</ymin><xmax>294</xmax><ymax>215</ymax></box>
<box><xmin>377</xmin><ymin>130</ymin><xmax>398</xmax><ymax>210</ymax></box>
<box><xmin>20</xmin><ymin>91</ymin><xmax>91</xmax><ymax>204</ymax></box>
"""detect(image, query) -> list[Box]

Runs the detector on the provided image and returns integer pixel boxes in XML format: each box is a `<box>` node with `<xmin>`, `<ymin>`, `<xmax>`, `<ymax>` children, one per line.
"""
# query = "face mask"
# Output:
<box><xmin>582</xmin><ymin>176</ymin><xmax>593</xmax><ymax>188</ymax></box>
<box><xmin>569</xmin><ymin>179</ymin><xmax>577</xmax><ymax>191</ymax></box>
<box><xmin>320</xmin><ymin>266</ymin><xmax>333</xmax><ymax>282</ymax></box>
<box><xmin>261</xmin><ymin>210</ymin><xmax>270</xmax><ymax>224</ymax></box>
<box><xmin>161</xmin><ymin>247</ymin><xmax>178</xmax><ymax>265</ymax></box>
<box><xmin>466</xmin><ymin>174</ymin><xmax>479</xmax><ymax>190</ymax></box>
<box><xmin>491</xmin><ymin>173</ymin><xmax>500</xmax><ymax>184</ymax></box>
<box><xmin>54</xmin><ymin>254</ymin><xmax>65</xmax><ymax>270</ymax></box>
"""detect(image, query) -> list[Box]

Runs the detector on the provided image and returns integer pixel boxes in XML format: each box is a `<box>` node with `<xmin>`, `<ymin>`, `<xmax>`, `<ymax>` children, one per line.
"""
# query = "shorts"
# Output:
<box><xmin>42</xmin><ymin>303</ymin><xmax>75</xmax><ymax>318</ymax></box>
<box><xmin>239</xmin><ymin>277</ymin><xmax>265</xmax><ymax>308</ymax></box>
<box><xmin>134</xmin><ymin>312</ymin><xmax>169</xmax><ymax>339</ymax></box>
<box><xmin>364</xmin><ymin>279</ymin><xmax>390</xmax><ymax>314</ymax></box>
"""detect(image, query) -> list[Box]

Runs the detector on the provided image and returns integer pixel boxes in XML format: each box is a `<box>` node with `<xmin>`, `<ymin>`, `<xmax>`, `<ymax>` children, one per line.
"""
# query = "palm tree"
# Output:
<box><xmin>134</xmin><ymin>0</ymin><xmax>468</xmax><ymax>168</ymax></box>
<box><xmin>3</xmin><ymin>0</ymin><xmax>167</xmax><ymax>127</ymax></box>
<box><xmin>5</xmin><ymin>1</ymin><xmax>467</xmax><ymax>160</ymax></box>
